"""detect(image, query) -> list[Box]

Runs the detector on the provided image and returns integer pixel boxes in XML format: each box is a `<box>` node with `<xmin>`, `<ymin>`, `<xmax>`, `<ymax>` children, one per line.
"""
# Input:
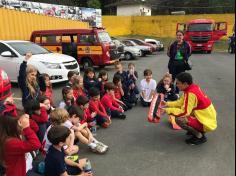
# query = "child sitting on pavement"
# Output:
<box><xmin>66</xmin><ymin>71</ymin><xmax>78</xmax><ymax>87</ymax></box>
<box><xmin>0</xmin><ymin>111</ymin><xmax>41</xmax><ymax>176</ymax></box>
<box><xmin>140</xmin><ymin>69</ymin><xmax>157</xmax><ymax>107</ymax></box>
<box><xmin>156</xmin><ymin>73</ymin><xmax>179</xmax><ymax>102</ymax></box>
<box><xmin>156</xmin><ymin>73</ymin><xmax>181</xmax><ymax>130</ymax></box>
<box><xmin>42</xmin><ymin>108</ymin><xmax>79</xmax><ymax>156</ymax></box>
<box><xmin>45</xmin><ymin>125</ymin><xmax>93</xmax><ymax>176</ymax></box>
<box><xmin>24</xmin><ymin>99</ymin><xmax>49</xmax><ymax>142</ymax></box>
<box><xmin>76</xmin><ymin>96</ymin><xmax>97</xmax><ymax>129</ymax></box>
<box><xmin>113</xmin><ymin>75</ymin><xmax>132</xmax><ymax>111</ymax></box>
<box><xmin>68</xmin><ymin>106</ymin><xmax>108</xmax><ymax>154</ymax></box>
<box><xmin>72</xmin><ymin>75</ymin><xmax>87</xmax><ymax>100</ymax></box>
<box><xmin>59</xmin><ymin>86</ymin><xmax>75</xmax><ymax>110</ymax></box>
<box><xmin>89</xmin><ymin>88</ymin><xmax>112</xmax><ymax>128</ymax></box>
<box><xmin>127</xmin><ymin>63</ymin><xmax>140</xmax><ymax>105</ymax></box>
<box><xmin>84</xmin><ymin>67</ymin><xmax>100</xmax><ymax>92</ymax></box>
<box><xmin>98</xmin><ymin>70</ymin><xmax>109</xmax><ymax>97</ymax></box>
<box><xmin>101</xmin><ymin>82</ymin><xmax>126</xmax><ymax>119</ymax></box>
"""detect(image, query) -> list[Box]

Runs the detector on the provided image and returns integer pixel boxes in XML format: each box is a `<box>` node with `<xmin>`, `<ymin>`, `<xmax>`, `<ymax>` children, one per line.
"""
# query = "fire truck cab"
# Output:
<box><xmin>177</xmin><ymin>19</ymin><xmax>227</xmax><ymax>53</ymax></box>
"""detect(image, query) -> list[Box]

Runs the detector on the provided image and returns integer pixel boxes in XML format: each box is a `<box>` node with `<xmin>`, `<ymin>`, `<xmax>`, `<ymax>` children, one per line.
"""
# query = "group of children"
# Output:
<box><xmin>0</xmin><ymin>52</ymin><xmax>180</xmax><ymax>176</ymax></box>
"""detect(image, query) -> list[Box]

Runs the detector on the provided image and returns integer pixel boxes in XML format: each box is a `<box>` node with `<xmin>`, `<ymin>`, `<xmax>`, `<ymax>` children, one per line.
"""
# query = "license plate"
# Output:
<box><xmin>197</xmin><ymin>44</ymin><xmax>202</xmax><ymax>46</ymax></box>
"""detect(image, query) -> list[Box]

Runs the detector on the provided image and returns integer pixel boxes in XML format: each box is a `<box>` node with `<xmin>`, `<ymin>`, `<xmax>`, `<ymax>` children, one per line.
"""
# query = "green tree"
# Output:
<box><xmin>87</xmin><ymin>0</ymin><xmax>101</xmax><ymax>9</ymax></box>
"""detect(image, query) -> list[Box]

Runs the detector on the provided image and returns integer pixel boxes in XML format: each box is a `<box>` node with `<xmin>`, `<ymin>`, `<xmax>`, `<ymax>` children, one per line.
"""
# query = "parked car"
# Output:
<box><xmin>122</xmin><ymin>40</ymin><xmax>152</xmax><ymax>56</ymax></box>
<box><xmin>0</xmin><ymin>40</ymin><xmax>80</xmax><ymax>83</ymax></box>
<box><xmin>145</xmin><ymin>39</ymin><xmax>164</xmax><ymax>51</ymax></box>
<box><xmin>121</xmin><ymin>43</ymin><xmax>142</xmax><ymax>60</ymax></box>
<box><xmin>127</xmin><ymin>39</ymin><xmax>157</xmax><ymax>52</ymax></box>
<box><xmin>111</xmin><ymin>37</ymin><xmax>124</xmax><ymax>59</ymax></box>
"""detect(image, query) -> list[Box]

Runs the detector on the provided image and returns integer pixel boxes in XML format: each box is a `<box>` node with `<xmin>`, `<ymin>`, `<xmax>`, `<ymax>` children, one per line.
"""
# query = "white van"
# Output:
<box><xmin>0</xmin><ymin>40</ymin><xmax>80</xmax><ymax>83</ymax></box>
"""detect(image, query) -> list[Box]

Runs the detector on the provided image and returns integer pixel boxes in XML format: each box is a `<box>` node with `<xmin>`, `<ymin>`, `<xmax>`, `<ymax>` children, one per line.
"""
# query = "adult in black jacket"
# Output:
<box><xmin>18</xmin><ymin>52</ymin><xmax>46</xmax><ymax>107</ymax></box>
<box><xmin>167</xmin><ymin>30</ymin><xmax>192</xmax><ymax>81</ymax></box>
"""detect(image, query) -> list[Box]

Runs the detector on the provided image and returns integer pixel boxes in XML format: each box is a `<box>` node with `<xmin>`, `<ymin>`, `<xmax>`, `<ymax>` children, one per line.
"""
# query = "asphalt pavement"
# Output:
<box><xmin>12</xmin><ymin>51</ymin><xmax>235</xmax><ymax>176</ymax></box>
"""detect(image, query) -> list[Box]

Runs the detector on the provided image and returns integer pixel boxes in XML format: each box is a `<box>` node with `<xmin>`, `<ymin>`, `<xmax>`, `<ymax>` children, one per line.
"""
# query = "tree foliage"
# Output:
<box><xmin>87</xmin><ymin>0</ymin><xmax>101</xmax><ymax>9</ymax></box>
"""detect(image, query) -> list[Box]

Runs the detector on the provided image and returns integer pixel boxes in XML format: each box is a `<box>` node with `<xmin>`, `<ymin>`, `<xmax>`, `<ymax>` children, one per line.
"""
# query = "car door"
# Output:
<box><xmin>0</xmin><ymin>43</ymin><xmax>20</xmax><ymax>82</ymax></box>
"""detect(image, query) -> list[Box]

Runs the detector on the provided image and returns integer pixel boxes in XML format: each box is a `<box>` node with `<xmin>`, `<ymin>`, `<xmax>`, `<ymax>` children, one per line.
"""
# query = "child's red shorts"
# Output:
<box><xmin>187</xmin><ymin>116</ymin><xmax>204</xmax><ymax>132</ymax></box>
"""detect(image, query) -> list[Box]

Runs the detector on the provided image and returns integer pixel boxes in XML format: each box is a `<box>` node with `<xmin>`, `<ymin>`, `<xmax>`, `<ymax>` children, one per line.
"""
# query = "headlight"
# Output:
<box><xmin>41</xmin><ymin>62</ymin><xmax>61</xmax><ymax>69</ymax></box>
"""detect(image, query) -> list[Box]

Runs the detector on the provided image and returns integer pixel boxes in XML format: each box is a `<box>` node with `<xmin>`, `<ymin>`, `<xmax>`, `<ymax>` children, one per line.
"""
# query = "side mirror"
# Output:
<box><xmin>1</xmin><ymin>51</ymin><xmax>13</xmax><ymax>57</ymax></box>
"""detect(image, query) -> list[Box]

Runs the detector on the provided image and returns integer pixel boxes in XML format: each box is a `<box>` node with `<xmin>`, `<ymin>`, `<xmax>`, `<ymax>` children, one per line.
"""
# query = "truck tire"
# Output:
<box><xmin>82</xmin><ymin>58</ymin><xmax>93</xmax><ymax>70</ymax></box>
<box><xmin>124</xmin><ymin>52</ymin><xmax>133</xmax><ymax>60</ymax></box>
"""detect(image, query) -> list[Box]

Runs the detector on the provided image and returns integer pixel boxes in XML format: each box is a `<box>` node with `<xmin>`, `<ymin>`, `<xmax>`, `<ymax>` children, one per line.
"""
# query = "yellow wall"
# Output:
<box><xmin>103</xmin><ymin>14</ymin><xmax>235</xmax><ymax>38</ymax></box>
<box><xmin>102</xmin><ymin>16</ymin><xmax>132</xmax><ymax>36</ymax></box>
<box><xmin>0</xmin><ymin>8</ymin><xmax>89</xmax><ymax>40</ymax></box>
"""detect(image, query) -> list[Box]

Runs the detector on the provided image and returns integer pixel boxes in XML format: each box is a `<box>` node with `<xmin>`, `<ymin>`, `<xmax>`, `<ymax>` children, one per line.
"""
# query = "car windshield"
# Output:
<box><xmin>98</xmin><ymin>32</ymin><xmax>112</xmax><ymax>43</ymax></box>
<box><xmin>8</xmin><ymin>42</ymin><xmax>51</xmax><ymax>56</ymax></box>
<box><xmin>188</xmin><ymin>23</ymin><xmax>213</xmax><ymax>32</ymax></box>
<box><xmin>132</xmin><ymin>40</ymin><xmax>144</xmax><ymax>45</ymax></box>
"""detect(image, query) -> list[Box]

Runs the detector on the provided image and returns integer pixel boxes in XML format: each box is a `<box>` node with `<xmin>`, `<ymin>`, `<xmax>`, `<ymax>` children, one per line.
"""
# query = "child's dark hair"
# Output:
<box><xmin>62</xmin><ymin>87</ymin><xmax>73</xmax><ymax>102</ymax></box>
<box><xmin>24</xmin><ymin>100</ymin><xmax>40</xmax><ymax>116</ymax></box>
<box><xmin>144</xmin><ymin>69</ymin><xmax>152</xmax><ymax>76</ymax></box>
<box><xmin>89</xmin><ymin>87</ymin><xmax>100</xmax><ymax>97</ymax></box>
<box><xmin>113</xmin><ymin>75</ymin><xmax>122</xmax><ymax>85</ymax></box>
<box><xmin>176</xmin><ymin>72</ymin><xmax>193</xmax><ymax>85</ymax></box>
<box><xmin>68</xmin><ymin>106</ymin><xmax>84</xmax><ymax>121</ymax></box>
<box><xmin>115</xmin><ymin>61</ymin><xmax>122</xmax><ymax>68</ymax></box>
<box><xmin>98</xmin><ymin>70</ymin><xmax>108</xmax><ymax>81</ymax></box>
<box><xmin>128</xmin><ymin>63</ymin><xmax>135</xmax><ymax>68</ymax></box>
<box><xmin>176</xmin><ymin>30</ymin><xmax>185</xmax><ymax>35</ymax></box>
<box><xmin>84</xmin><ymin>67</ymin><xmax>96</xmax><ymax>79</ymax></box>
<box><xmin>104</xmin><ymin>82</ymin><xmax>116</xmax><ymax>92</ymax></box>
<box><xmin>41</xmin><ymin>73</ymin><xmax>52</xmax><ymax>87</ymax></box>
<box><xmin>47</xmin><ymin>126</ymin><xmax>71</xmax><ymax>145</ymax></box>
<box><xmin>67</xmin><ymin>71</ymin><xmax>77</xmax><ymax>80</ymax></box>
<box><xmin>39</xmin><ymin>96</ymin><xmax>50</xmax><ymax>104</ymax></box>
<box><xmin>76</xmin><ymin>96</ymin><xmax>89</xmax><ymax>106</ymax></box>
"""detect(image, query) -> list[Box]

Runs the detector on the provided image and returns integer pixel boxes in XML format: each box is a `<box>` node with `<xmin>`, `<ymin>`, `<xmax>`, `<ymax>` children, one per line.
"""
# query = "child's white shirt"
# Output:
<box><xmin>140</xmin><ymin>79</ymin><xmax>157</xmax><ymax>102</ymax></box>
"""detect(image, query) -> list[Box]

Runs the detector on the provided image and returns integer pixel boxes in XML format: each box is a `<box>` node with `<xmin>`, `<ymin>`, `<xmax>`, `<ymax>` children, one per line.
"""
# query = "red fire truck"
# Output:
<box><xmin>177</xmin><ymin>19</ymin><xmax>227</xmax><ymax>53</ymax></box>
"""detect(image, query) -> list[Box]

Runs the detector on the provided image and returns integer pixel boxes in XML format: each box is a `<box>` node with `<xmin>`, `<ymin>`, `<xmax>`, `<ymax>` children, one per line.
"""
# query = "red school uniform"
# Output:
<box><xmin>114</xmin><ymin>86</ymin><xmax>122</xmax><ymax>100</ymax></box>
<box><xmin>4</xmin><ymin>127</ymin><xmax>41</xmax><ymax>176</ymax></box>
<box><xmin>101</xmin><ymin>94</ymin><xmax>123</xmax><ymax>112</ymax></box>
<box><xmin>42</xmin><ymin>87</ymin><xmax>53</xmax><ymax>105</ymax></box>
<box><xmin>31</xmin><ymin>107</ymin><xmax>48</xmax><ymax>123</ymax></box>
<box><xmin>89</xmin><ymin>99</ymin><xmax>108</xmax><ymax>118</ymax></box>
<box><xmin>73</xmin><ymin>88</ymin><xmax>87</xmax><ymax>100</ymax></box>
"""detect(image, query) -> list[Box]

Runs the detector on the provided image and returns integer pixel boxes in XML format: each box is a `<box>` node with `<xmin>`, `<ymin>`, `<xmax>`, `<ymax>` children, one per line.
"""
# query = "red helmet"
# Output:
<box><xmin>0</xmin><ymin>69</ymin><xmax>12</xmax><ymax>101</ymax></box>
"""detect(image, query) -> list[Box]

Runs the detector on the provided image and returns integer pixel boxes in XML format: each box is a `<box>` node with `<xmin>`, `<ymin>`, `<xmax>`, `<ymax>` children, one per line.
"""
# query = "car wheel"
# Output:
<box><xmin>124</xmin><ymin>52</ymin><xmax>133</xmax><ymax>60</ymax></box>
<box><xmin>82</xmin><ymin>58</ymin><xmax>93</xmax><ymax>70</ymax></box>
<box><xmin>141</xmin><ymin>51</ymin><xmax>146</xmax><ymax>57</ymax></box>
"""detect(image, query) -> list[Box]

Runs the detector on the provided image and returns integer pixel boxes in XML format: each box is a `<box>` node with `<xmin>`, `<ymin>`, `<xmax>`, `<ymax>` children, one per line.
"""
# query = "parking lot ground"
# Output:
<box><xmin>12</xmin><ymin>52</ymin><xmax>235</xmax><ymax>176</ymax></box>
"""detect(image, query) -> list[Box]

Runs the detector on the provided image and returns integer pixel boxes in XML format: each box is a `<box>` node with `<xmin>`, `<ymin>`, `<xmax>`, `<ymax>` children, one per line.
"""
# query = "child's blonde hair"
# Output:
<box><xmin>72</xmin><ymin>75</ymin><xmax>83</xmax><ymax>88</ymax></box>
<box><xmin>162</xmin><ymin>72</ymin><xmax>173</xmax><ymax>81</ymax></box>
<box><xmin>50</xmin><ymin>108</ymin><xmax>69</xmax><ymax>125</ymax></box>
<box><xmin>26</xmin><ymin>65</ymin><xmax>38</xmax><ymax>97</ymax></box>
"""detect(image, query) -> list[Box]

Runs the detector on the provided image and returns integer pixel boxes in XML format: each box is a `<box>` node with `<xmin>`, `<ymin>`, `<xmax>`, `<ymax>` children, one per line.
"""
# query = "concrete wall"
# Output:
<box><xmin>102</xmin><ymin>14</ymin><xmax>235</xmax><ymax>38</ymax></box>
<box><xmin>117</xmin><ymin>4</ymin><xmax>151</xmax><ymax>16</ymax></box>
<box><xmin>0</xmin><ymin>8</ymin><xmax>89</xmax><ymax>40</ymax></box>
<box><xmin>102</xmin><ymin>16</ymin><xmax>132</xmax><ymax>36</ymax></box>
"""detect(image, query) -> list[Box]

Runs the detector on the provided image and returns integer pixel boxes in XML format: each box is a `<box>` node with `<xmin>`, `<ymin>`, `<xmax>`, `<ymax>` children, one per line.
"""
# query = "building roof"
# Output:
<box><xmin>105</xmin><ymin>0</ymin><xmax>148</xmax><ymax>8</ymax></box>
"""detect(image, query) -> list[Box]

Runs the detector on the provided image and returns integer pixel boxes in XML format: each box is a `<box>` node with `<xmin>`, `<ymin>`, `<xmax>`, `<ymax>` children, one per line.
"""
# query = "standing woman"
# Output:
<box><xmin>18</xmin><ymin>52</ymin><xmax>46</xmax><ymax>107</ymax></box>
<box><xmin>167</xmin><ymin>30</ymin><xmax>192</xmax><ymax>81</ymax></box>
